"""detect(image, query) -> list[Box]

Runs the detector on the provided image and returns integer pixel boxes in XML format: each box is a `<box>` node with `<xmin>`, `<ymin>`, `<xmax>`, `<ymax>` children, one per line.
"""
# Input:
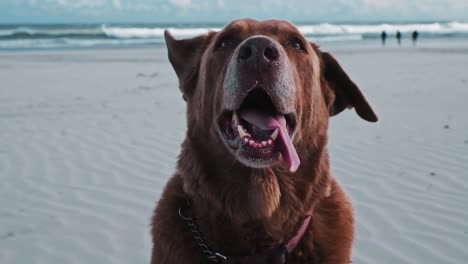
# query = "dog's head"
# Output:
<box><xmin>165</xmin><ymin>19</ymin><xmax>377</xmax><ymax>173</ymax></box>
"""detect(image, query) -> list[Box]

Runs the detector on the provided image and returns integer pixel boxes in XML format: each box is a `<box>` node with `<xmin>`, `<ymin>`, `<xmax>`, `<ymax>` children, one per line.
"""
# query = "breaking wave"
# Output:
<box><xmin>1</xmin><ymin>21</ymin><xmax>467</xmax><ymax>49</ymax></box>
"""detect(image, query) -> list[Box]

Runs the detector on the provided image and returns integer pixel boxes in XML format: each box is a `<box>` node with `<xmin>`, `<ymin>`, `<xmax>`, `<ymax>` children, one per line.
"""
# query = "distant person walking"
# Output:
<box><xmin>381</xmin><ymin>31</ymin><xmax>387</xmax><ymax>45</ymax></box>
<box><xmin>396</xmin><ymin>30</ymin><xmax>402</xmax><ymax>45</ymax></box>
<box><xmin>412</xmin><ymin>30</ymin><xmax>419</xmax><ymax>45</ymax></box>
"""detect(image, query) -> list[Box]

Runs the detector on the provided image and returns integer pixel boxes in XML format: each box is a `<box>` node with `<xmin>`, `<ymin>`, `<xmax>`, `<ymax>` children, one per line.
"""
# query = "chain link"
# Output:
<box><xmin>179</xmin><ymin>207</ymin><xmax>228</xmax><ymax>263</ymax></box>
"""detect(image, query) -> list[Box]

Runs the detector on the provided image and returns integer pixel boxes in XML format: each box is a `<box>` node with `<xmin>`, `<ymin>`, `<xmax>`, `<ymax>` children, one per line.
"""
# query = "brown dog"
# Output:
<box><xmin>151</xmin><ymin>19</ymin><xmax>377</xmax><ymax>264</ymax></box>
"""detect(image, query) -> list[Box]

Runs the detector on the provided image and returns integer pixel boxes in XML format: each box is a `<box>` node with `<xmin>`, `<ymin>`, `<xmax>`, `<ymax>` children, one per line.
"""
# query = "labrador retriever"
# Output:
<box><xmin>151</xmin><ymin>18</ymin><xmax>377</xmax><ymax>264</ymax></box>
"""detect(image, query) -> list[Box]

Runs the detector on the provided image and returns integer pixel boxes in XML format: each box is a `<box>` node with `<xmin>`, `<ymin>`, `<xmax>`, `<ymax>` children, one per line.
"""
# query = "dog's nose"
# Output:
<box><xmin>238</xmin><ymin>37</ymin><xmax>280</xmax><ymax>67</ymax></box>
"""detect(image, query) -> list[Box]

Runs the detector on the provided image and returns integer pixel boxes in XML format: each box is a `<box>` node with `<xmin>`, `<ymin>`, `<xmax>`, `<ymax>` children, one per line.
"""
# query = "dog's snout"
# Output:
<box><xmin>237</xmin><ymin>37</ymin><xmax>280</xmax><ymax>66</ymax></box>
<box><xmin>223</xmin><ymin>35</ymin><xmax>294</xmax><ymax>114</ymax></box>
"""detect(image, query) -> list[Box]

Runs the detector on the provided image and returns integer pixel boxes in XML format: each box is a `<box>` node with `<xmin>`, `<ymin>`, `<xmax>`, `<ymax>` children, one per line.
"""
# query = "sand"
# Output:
<box><xmin>1</xmin><ymin>40</ymin><xmax>467</xmax><ymax>264</ymax></box>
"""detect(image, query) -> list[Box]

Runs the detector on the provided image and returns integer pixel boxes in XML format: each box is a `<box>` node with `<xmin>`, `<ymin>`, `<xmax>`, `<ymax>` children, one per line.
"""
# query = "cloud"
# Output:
<box><xmin>112</xmin><ymin>0</ymin><xmax>121</xmax><ymax>9</ymax></box>
<box><xmin>169</xmin><ymin>0</ymin><xmax>192</xmax><ymax>8</ymax></box>
<box><xmin>47</xmin><ymin>0</ymin><xmax>107</xmax><ymax>8</ymax></box>
<box><xmin>4</xmin><ymin>0</ymin><xmax>468</xmax><ymax>22</ymax></box>
<box><xmin>23</xmin><ymin>0</ymin><xmax>121</xmax><ymax>9</ymax></box>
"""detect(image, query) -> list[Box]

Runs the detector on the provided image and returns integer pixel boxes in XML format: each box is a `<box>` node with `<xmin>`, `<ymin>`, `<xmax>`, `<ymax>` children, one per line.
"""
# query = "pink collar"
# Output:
<box><xmin>285</xmin><ymin>212</ymin><xmax>313</xmax><ymax>253</ymax></box>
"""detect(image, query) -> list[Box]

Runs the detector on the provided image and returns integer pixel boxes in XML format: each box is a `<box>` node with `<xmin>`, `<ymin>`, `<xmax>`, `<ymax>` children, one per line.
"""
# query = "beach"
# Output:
<box><xmin>1</xmin><ymin>39</ymin><xmax>468</xmax><ymax>263</ymax></box>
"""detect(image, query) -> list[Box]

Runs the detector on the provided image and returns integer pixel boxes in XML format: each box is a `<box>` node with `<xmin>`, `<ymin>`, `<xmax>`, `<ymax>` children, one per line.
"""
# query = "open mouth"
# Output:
<box><xmin>217</xmin><ymin>89</ymin><xmax>300</xmax><ymax>172</ymax></box>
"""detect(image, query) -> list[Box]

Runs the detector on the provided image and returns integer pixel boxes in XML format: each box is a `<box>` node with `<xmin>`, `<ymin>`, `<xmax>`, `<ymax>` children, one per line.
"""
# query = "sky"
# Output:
<box><xmin>0</xmin><ymin>0</ymin><xmax>467</xmax><ymax>24</ymax></box>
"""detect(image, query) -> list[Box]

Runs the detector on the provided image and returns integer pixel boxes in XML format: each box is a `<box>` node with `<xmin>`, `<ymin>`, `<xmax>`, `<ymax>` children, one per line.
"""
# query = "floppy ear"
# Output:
<box><xmin>321</xmin><ymin>52</ymin><xmax>378</xmax><ymax>122</ymax></box>
<box><xmin>164</xmin><ymin>30</ymin><xmax>215</xmax><ymax>100</ymax></box>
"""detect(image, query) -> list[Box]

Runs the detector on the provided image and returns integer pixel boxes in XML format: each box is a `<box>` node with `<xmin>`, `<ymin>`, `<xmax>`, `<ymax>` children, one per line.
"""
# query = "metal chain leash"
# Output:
<box><xmin>178</xmin><ymin>206</ymin><xmax>228</xmax><ymax>263</ymax></box>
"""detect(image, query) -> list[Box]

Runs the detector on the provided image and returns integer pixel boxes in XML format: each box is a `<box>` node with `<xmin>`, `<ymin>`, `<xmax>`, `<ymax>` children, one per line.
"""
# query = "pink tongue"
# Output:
<box><xmin>240</xmin><ymin>110</ymin><xmax>300</xmax><ymax>173</ymax></box>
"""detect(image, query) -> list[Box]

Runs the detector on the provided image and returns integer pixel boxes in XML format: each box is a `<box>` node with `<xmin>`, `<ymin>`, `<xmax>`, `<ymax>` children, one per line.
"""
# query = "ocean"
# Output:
<box><xmin>1</xmin><ymin>21</ymin><xmax>468</xmax><ymax>50</ymax></box>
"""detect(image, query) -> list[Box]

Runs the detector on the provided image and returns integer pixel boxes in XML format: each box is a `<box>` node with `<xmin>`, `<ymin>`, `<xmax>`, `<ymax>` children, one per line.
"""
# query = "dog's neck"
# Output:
<box><xmin>176</xmin><ymin>134</ymin><xmax>331</xmax><ymax>255</ymax></box>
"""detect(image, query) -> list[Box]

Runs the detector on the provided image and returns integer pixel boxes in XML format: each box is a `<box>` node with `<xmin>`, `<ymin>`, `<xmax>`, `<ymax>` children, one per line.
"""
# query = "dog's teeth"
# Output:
<box><xmin>261</xmin><ymin>141</ymin><xmax>267</xmax><ymax>147</ymax></box>
<box><xmin>237</xmin><ymin>125</ymin><xmax>246</xmax><ymax>138</ymax></box>
<box><xmin>237</xmin><ymin>125</ymin><xmax>252</xmax><ymax>141</ymax></box>
<box><xmin>267</xmin><ymin>139</ymin><xmax>273</xmax><ymax>146</ymax></box>
<box><xmin>249</xmin><ymin>139</ymin><xmax>254</xmax><ymax>146</ymax></box>
<box><xmin>232</xmin><ymin>112</ymin><xmax>241</xmax><ymax>128</ymax></box>
<box><xmin>270</xmin><ymin>128</ymin><xmax>279</xmax><ymax>140</ymax></box>
<box><xmin>243</xmin><ymin>137</ymin><xmax>249</xmax><ymax>144</ymax></box>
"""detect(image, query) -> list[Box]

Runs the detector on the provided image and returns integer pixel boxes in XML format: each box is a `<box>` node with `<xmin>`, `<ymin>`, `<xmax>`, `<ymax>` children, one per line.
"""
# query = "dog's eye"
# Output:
<box><xmin>289</xmin><ymin>38</ymin><xmax>305</xmax><ymax>51</ymax></box>
<box><xmin>218</xmin><ymin>38</ymin><xmax>234</xmax><ymax>49</ymax></box>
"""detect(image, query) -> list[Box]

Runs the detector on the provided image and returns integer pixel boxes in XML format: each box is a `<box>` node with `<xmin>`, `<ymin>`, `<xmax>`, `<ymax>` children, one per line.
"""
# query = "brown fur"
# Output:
<box><xmin>151</xmin><ymin>19</ymin><xmax>377</xmax><ymax>264</ymax></box>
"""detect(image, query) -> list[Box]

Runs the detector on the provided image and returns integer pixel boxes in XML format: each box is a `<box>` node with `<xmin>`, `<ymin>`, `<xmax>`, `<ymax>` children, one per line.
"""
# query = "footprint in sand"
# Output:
<box><xmin>137</xmin><ymin>85</ymin><xmax>155</xmax><ymax>91</ymax></box>
<box><xmin>126</xmin><ymin>85</ymin><xmax>157</xmax><ymax>94</ymax></box>
<box><xmin>137</xmin><ymin>72</ymin><xmax>159</xmax><ymax>78</ymax></box>
<box><xmin>0</xmin><ymin>232</ymin><xmax>15</xmax><ymax>240</ymax></box>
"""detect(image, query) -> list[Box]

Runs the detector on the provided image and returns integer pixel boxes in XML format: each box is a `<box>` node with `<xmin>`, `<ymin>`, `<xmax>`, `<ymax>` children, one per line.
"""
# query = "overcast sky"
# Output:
<box><xmin>1</xmin><ymin>0</ymin><xmax>468</xmax><ymax>23</ymax></box>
